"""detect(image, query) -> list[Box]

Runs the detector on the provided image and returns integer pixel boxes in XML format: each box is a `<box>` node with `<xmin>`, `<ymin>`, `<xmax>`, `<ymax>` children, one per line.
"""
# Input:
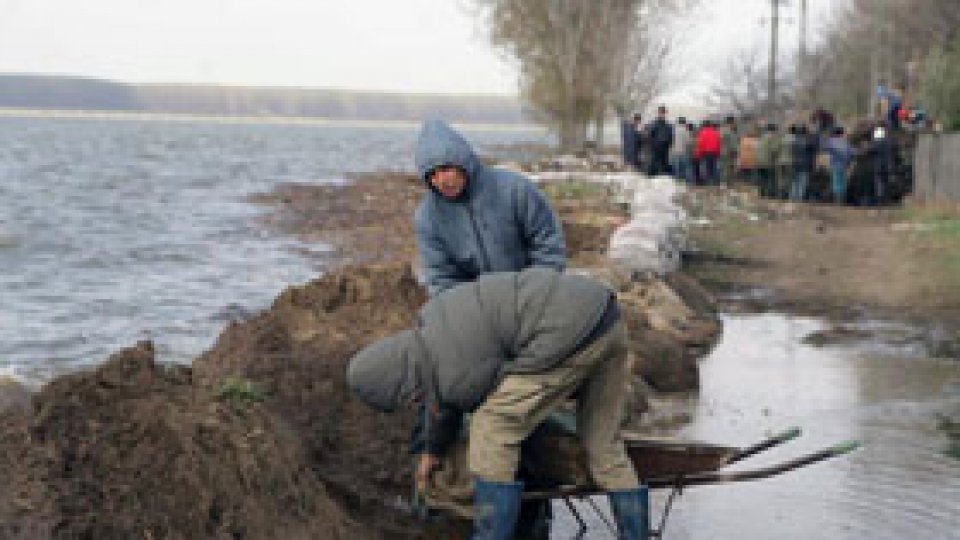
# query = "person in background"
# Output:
<box><xmin>671</xmin><ymin>117</ymin><xmax>692</xmax><ymax>184</ymax></box>
<box><xmin>886</xmin><ymin>89</ymin><xmax>903</xmax><ymax>131</ymax></box>
<box><xmin>621</xmin><ymin>113</ymin><xmax>641</xmax><ymax>170</ymax></box>
<box><xmin>755</xmin><ymin>123</ymin><xmax>778</xmax><ymax>198</ymax></box>
<box><xmin>720</xmin><ymin>116</ymin><xmax>739</xmax><ymax>186</ymax></box>
<box><xmin>413</xmin><ymin>119</ymin><xmax>566</xmax><ymax>537</ymax></box>
<box><xmin>775</xmin><ymin>124</ymin><xmax>794</xmax><ymax>200</ymax></box>
<box><xmin>695</xmin><ymin>120</ymin><xmax>722</xmax><ymax>186</ymax></box>
<box><xmin>690</xmin><ymin>122</ymin><xmax>702</xmax><ymax>185</ymax></box>
<box><xmin>811</xmin><ymin>107</ymin><xmax>836</xmax><ymax>137</ymax></box>
<box><xmin>347</xmin><ymin>268</ymin><xmax>648</xmax><ymax>540</ymax></box>
<box><xmin>790</xmin><ymin>124</ymin><xmax>819</xmax><ymax>202</ymax></box>
<box><xmin>633</xmin><ymin>113</ymin><xmax>646</xmax><ymax>171</ymax></box>
<box><xmin>647</xmin><ymin>105</ymin><xmax>674</xmax><ymax>176</ymax></box>
<box><xmin>868</xmin><ymin>125</ymin><xmax>896</xmax><ymax>205</ymax></box>
<box><xmin>825</xmin><ymin>126</ymin><xmax>853</xmax><ymax>204</ymax></box>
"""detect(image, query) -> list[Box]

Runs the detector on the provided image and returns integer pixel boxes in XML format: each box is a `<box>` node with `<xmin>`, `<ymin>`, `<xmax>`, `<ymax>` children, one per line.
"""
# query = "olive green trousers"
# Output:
<box><xmin>469</xmin><ymin>321</ymin><xmax>639</xmax><ymax>491</ymax></box>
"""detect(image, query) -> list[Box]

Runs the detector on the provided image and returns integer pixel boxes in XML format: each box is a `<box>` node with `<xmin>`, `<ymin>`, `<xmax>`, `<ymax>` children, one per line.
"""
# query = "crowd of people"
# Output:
<box><xmin>621</xmin><ymin>106</ymin><xmax>732</xmax><ymax>187</ymax></box>
<box><xmin>621</xmin><ymin>100</ymin><xmax>921</xmax><ymax>207</ymax></box>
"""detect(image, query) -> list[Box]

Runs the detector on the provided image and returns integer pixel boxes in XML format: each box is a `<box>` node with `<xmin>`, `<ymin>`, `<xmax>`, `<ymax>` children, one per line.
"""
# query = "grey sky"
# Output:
<box><xmin>0</xmin><ymin>0</ymin><xmax>840</xmax><ymax>97</ymax></box>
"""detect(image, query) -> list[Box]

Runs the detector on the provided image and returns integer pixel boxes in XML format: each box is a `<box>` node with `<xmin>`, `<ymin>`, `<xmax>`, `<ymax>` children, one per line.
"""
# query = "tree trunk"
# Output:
<box><xmin>558</xmin><ymin>114</ymin><xmax>587</xmax><ymax>153</ymax></box>
<box><xmin>594</xmin><ymin>110</ymin><xmax>606</xmax><ymax>149</ymax></box>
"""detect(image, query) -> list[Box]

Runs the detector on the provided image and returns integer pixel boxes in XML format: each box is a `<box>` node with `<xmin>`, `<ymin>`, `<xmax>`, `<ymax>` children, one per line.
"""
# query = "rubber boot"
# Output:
<box><xmin>608</xmin><ymin>486</ymin><xmax>650</xmax><ymax>540</ymax></box>
<box><xmin>472</xmin><ymin>479</ymin><xmax>523</xmax><ymax>540</ymax></box>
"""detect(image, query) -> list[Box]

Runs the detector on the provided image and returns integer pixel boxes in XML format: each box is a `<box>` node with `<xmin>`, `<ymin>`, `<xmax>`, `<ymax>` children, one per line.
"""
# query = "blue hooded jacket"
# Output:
<box><xmin>414</xmin><ymin>120</ymin><xmax>566</xmax><ymax>295</ymax></box>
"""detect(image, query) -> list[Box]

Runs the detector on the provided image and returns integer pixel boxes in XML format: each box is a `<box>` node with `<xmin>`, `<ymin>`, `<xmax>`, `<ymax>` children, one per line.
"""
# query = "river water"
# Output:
<box><xmin>552</xmin><ymin>313</ymin><xmax>960</xmax><ymax>539</ymax></box>
<box><xmin>0</xmin><ymin>114</ymin><xmax>549</xmax><ymax>383</ymax></box>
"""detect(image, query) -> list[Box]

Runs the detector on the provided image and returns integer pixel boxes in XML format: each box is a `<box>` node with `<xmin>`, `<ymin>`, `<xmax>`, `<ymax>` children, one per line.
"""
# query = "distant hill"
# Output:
<box><xmin>0</xmin><ymin>74</ymin><xmax>528</xmax><ymax>124</ymax></box>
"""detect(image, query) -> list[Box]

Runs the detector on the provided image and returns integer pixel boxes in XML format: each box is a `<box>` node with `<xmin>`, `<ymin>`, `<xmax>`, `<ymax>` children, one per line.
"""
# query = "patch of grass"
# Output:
<box><xmin>693</xmin><ymin>235</ymin><xmax>740</xmax><ymax>260</ymax></box>
<box><xmin>900</xmin><ymin>206</ymin><xmax>960</xmax><ymax>291</ymax></box>
<box><xmin>929</xmin><ymin>220</ymin><xmax>960</xmax><ymax>286</ymax></box>
<box><xmin>543</xmin><ymin>181</ymin><xmax>609</xmax><ymax>200</ymax></box>
<box><xmin>217</xmin><ymin>376</ymin><xmax>267</xmax><ymax>407</ymax></box>
<box><xmin>689</xmin><ymin>217</ymin><xmax>756</xmax><ymax>260</ymax></box>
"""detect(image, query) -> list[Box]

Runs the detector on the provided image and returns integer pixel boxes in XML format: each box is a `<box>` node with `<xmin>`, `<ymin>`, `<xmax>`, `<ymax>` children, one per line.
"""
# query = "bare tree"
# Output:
<box><xmin>473</xmin><ymin>0</ymin><xmax>691</xmax><ymax>150</ymax></box>
<box><xmin>795</xmin><ymin>0</ymin><xmax>960</xmax><ymax>120</ymax></box>
<box><xmin>705</xmin><ymin>45</ymin><xmax>796</xmax><ymax>120</ymax></box>
<box><xmin>608</xmin><ymin>3</ymin><xmax>677</xmax><ymax>120</ymax></box>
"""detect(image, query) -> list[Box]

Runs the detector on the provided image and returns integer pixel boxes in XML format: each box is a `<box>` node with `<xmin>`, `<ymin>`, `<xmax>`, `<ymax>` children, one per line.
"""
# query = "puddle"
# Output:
<box><xmin>552</xmin><ymin>313</ymin><xmax>960</xmax><ymax>539</ymax></box>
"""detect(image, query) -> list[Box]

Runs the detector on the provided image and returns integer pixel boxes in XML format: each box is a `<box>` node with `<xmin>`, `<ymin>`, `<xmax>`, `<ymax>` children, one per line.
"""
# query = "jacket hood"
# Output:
<box><xmin>415</xmin><ymin>120</ymin><xmax>480</xmax><ymax>188</ymax></box>
<box><xmin>347</xmin><ymin>330</ymin><xmax>422</xmax><ymax>413</ymax></box>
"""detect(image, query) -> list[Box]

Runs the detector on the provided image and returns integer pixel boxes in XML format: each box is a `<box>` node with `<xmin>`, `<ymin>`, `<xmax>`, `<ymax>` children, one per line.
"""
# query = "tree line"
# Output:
<box><xmin>707</xmin><ymin>0</ymin><xmax>960</xmax><ymax>129</ymax></box>
<box><xmin>802</xmin><ymin>0</ymin><xmax>960</xmax><ymax>129</ymax></box>
<box><xmin>0</xmin><ymin>74</ymin><xmax>528</xmax><ymax>124</ymax></box>
<box><xmin>468</xmin><ymin>0</ymin><xmax>960</xmax><ymax>148</ymax></box>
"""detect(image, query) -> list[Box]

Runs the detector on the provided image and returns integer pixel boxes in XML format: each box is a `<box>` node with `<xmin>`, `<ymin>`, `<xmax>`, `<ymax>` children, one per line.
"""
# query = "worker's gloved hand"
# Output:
<box><xmin>416</xmin><ymin>452</ymin><xmax>441</xmax><ymax>492</ymax></box>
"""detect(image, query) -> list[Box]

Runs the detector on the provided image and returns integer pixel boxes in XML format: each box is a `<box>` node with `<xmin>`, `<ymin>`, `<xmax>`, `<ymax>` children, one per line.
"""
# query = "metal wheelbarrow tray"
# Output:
<box><xmin>519</xmin><ymin>426</ymin><xmax>859</xmax><ymax>500</ymax></box>
<box><xmin>422</xmin><ymin>422</ymin><xmax>859</xmax><ymax>528</ymax></box>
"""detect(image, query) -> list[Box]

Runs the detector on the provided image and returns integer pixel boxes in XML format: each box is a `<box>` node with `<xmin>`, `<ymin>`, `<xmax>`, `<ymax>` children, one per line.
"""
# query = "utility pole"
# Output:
<box><xmin>797</xmin><ymin>0</ymin><xmax>808</xmax><ymax>110</ymax></box>
<box><xmin>799</xmin><ymin>0</ymin><xmax>807</xmax><ymax>79</ymax></box>
<box><xmin>767</xmin><ymin>0</ymin><xmax>780</xmax><ymax>117</ymax></box>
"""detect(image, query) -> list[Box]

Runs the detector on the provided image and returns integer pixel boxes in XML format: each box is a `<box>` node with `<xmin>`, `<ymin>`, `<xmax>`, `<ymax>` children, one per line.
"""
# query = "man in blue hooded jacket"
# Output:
<box><xmin>414</xmin><ymin>119</ymin><xmax>566</xmax><ymax>296</ymax></box>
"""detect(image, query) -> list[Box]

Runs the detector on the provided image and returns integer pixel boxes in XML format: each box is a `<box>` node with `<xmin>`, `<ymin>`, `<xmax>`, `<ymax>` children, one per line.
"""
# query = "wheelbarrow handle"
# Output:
<box><xmin>521</xmin><ymin>440</ymin><xmax>861</xmax><ymax>500</ymax></box>
<box><xmin>647</xmin><ymin>439</ymin><xmax>861</xmax><ymax>489</ymax></box>
<box><xmin>727</xmin><ymin>426</ymin><xmax>802</xmax><ymax>464</ymax></box>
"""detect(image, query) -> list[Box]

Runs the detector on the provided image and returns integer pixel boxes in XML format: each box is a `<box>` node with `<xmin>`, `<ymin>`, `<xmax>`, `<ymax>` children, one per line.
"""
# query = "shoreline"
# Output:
<box><xmin>0</xmin><ymin>107</ymin><xmax>549</xmax><ymax>132</ymax></box>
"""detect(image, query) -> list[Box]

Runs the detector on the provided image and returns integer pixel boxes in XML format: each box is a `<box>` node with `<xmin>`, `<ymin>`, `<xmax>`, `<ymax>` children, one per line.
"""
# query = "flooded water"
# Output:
<box><xmin>0</xmin><ymin>115</ymin><xmax>549</xmax><ymax>383</ymax></box>
<box><xmin>553</xmin><ymin>313</ymin><xmax>960</xmax><ymax>539</ymax></box>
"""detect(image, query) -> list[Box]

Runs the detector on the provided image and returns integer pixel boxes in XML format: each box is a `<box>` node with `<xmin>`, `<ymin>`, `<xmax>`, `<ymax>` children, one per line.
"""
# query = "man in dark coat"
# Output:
<box><xmin>647</xmin><ymin>105</ymin><xmax>674</xmax><ymax>176</ymax></box>
<box><xmin>869</xmin><ymin>126</ymin><xmax>897</xmax><ymax>205</ymax></box>
<box><xmin>621</xmin><ymin>114</ymin><xmax>641</xmax><ymax>170</ymax></box>
<box><xmin>347</xmin><ymin>268</ymin><xmax>648</xmax><ymax>540</ymax></box>
<box><xmin>790</xmin><ymin>124</ymin><xmax>819</xmax><ymax>202</ymax></box>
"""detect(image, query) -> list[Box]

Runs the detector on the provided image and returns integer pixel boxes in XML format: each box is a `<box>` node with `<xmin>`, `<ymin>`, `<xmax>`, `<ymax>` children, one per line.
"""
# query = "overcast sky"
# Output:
<box><xmin>0</xmin><ymin>0</ymin><xmax>840</xmax><ymax>97</ymax></box>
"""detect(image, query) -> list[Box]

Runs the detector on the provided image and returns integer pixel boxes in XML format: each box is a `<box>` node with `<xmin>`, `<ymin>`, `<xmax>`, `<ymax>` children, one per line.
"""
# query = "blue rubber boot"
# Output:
<box><xmin>608</xmin><ymin>486</ymin><xmax>650</xmax><ymax>540</ymax></box>
<box><xmin>472</xmin><ymin>479</ymin><xmax>523</xmax><ymax>540</ymax></box>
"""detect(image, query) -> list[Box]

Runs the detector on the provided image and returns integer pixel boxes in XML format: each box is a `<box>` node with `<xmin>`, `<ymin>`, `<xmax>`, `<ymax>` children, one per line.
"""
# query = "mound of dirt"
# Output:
<box><xmin>615</xmin><ymin>272</ymin><xmax>721</xmax><ymax>393</ymax></box>
<box><xmin>0</xmin><ymin>342</ymin><xmax>361</xmax><ymax>540</ymax></box>
<box><xmin>0</xmin><ymin>376</ymin><xmax>30</xmax><ymax>414</ymax></box>
<box><xmin>194</xmin><ymin>263</ymin><xmax>429</xmax><ymax>516</ymax></box>
<box><xmin>0</xmin><ymin>257</ymin><xmax>717</xmax><ymax>538</ymax></box>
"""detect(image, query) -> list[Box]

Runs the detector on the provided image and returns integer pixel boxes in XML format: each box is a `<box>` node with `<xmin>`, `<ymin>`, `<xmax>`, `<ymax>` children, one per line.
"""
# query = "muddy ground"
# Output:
<box><xmin>681</xmin><ymin>187</ymin><xmax>960</xmax><ymax>351</ymax></box>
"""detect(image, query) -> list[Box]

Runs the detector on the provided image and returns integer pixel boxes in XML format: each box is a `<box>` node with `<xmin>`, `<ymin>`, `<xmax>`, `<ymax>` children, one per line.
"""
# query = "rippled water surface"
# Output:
<box><xmin>0</xmin><ymin>115</ymin><xmax>549</xmax><ymax>382</ymax></box>
<box><xmin>553</xmin><ymin>314</ymin><xmax>960</xmax><ymax>539</ymax></box>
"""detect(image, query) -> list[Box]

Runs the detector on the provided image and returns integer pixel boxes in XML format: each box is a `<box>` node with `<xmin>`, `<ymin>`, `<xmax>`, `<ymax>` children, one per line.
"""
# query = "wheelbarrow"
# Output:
<box><xmin>420</xmin><ymin>422</ymin><xmax>860</xmax><ymax>539</ymax></box>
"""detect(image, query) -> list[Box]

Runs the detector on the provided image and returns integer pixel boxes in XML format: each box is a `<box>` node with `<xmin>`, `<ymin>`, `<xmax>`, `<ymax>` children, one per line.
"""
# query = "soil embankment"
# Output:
<box><xmin>0</xmin><ymin>170</ymin><xmax>721</xmax><ymax>538</ymax></box>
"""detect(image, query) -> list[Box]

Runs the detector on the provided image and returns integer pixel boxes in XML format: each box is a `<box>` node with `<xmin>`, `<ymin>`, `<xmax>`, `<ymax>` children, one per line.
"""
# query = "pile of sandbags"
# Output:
<box><xmin>608</xmin><ymin>175</ymin><xmax>687</xmax><ymax>275</ymax></box>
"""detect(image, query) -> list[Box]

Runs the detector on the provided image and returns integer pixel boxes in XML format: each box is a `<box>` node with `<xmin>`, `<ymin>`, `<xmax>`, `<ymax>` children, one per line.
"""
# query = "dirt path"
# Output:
<box><xmin>684</xmin><ymin>189</ymin><xmax>960</xmax><ymax>324</ymax></box>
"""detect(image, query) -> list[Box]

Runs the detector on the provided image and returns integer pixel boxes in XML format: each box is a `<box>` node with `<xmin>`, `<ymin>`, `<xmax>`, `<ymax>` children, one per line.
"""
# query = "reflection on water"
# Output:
<box><xmin>552</xmin><ymin>314</ymin><xmax>960</xmax><ymax>539</ymax></box>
